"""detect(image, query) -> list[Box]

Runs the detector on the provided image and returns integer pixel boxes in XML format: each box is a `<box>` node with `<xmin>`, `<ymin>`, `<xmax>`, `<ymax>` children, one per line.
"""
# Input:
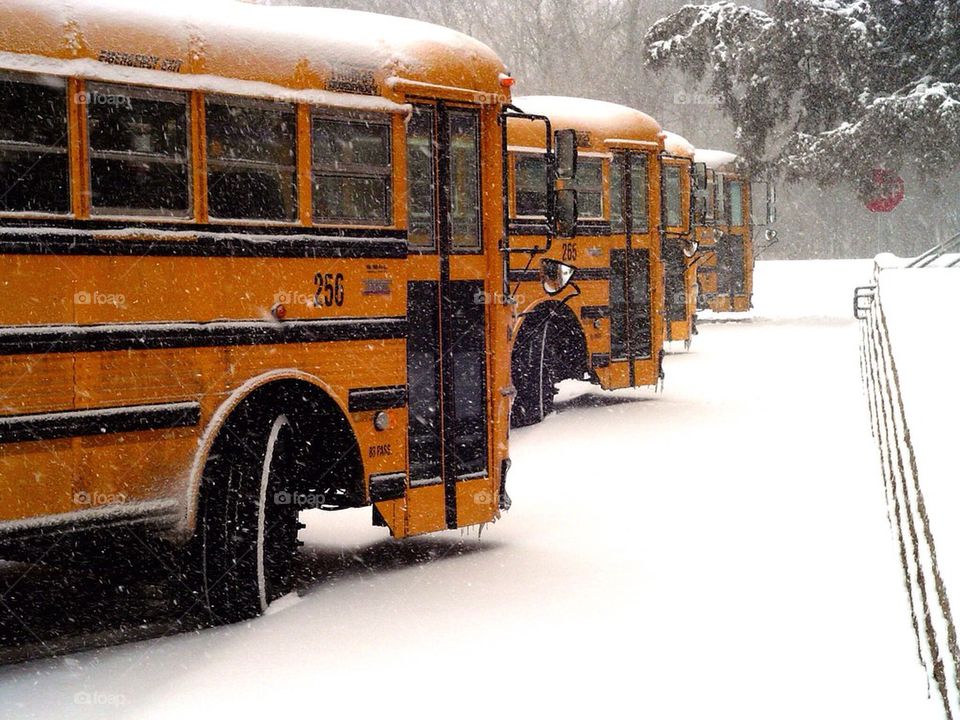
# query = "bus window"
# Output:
<box><xmin>610</xmin><ymin>155</ymin><xmax>624</xmax><ymax>232</ymax></box>
<box><xmin>0</xmin><ymin>73</ymin><xmax>69</xmax><ymax>214</ymax></box>
<box><xmin>728</xmin><ymin>180</ymin><xmax>744</xmax><ymax>226</ymax></box>
<box><xmin>514</xmin><ymin>154</ymin><xmax>548</xmax><ymax>217</ymax></box>
<box><xmin>407</xmin><ymin>106</ymin><xmax>437</xmax><ymax>248</ymax></box>
<box><xmin>448</xmin><ymin>110</ymin><xmax>481</xmax><ymax>250</ymax></box>
<box><xmin>87</xmin><ymin>84</ymin><xmax>191</xmax><ymax>217</ymax></box>
<box><xmin>312</xmin><ymin>115</ymin><xmax>391</xmax><ymax>225</ymax></box>
<box><xmin>630</xmin><ymin>154</ymin><xmax>649</xmax><ymax>233</ymax></box>
<box><xmin>664</xmin><ymin>165</ymin><xmax>682</xmax><ymax>228</ymax></box>
<box><xmin>571</xmin><ymin>156</ymin><xmax>603</xmax><ymax>219</ymax></box>
<box><xmin>206</xmin><ymin>96</ymin><xmax>297</xmax><ymax>222</ymax></box>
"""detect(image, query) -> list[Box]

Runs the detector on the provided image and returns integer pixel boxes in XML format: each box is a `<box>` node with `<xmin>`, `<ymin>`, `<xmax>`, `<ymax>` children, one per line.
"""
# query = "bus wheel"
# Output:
<box><xmin>195</xmin><ymin>407</ymin><xmax>302</xmax><ymax>624</ymax></box>
<box><xmin>511</xmin><ymin>320</ymin><xmax>555</xmax><ymax>428</ymax></box>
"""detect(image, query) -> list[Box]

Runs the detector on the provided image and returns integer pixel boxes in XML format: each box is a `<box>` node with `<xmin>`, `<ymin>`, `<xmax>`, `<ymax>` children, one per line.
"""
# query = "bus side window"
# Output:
<box><xmin>664</xmin><ymin>165</ymin><xmax>682</xmax><ymax>228</ymax></box>
<box><xmin>609</xmin><ymin>155</ymin><xmax>624</xmax><ymax>232</ymax></box>
<box><xmin>0</xmin><ymin>73</ymin><xmax>70</xmax><ymax>214</ymax></box>
<box><xmin>87</xmin><ymin>84</ymin><xmax>192</xmax><ymax>217</ymax></box>
<box><xmin>312</xmin><ymin>115</ymin><xmax>392</xmax><ymax>225</ymax></box>
<box><xmin>514</xmin><ymin>154</ymin><xmax>548</xmax><ymax>218</ymax></box>
<box><xmin>571</xmin><ymin>156</ymin><xmax>603</xmax><ymax>220</ymax></box>
<box><xmin>206</xmin><ymin>96</ymin><xmax>297</xmax><ymax>222</ymax></box>
<box><xmin>448</xmin><ymin>110</ymin><xmax>481</xmax><ymax>250</ymax></box>
<box><xmin>407</xmin><ymin>106</ymin><xmax>437</xmax><ymax>248</ymax></box>
<box><xmin>630</xmin><ymin>154</ymin><xmax>649</xmax><ymax>233</ymax></box>
<box><xmin>727</xmin><ymin>180</ymin><xmax>744</xmax><ymax>226</ymax></box>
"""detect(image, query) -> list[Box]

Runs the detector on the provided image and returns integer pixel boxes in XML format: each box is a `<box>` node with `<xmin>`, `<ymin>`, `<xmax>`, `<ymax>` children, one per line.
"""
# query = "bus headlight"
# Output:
<box><xmin>374</xmin><ymin>411</ymin><xmax>390</xmax><ymax>432</ymax></box>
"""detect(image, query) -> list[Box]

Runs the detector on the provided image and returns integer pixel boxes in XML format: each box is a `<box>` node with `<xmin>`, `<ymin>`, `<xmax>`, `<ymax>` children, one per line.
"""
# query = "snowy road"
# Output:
<box><xmin>0</xmin><ymin>261</ymin><xmax>941</xmax><ymax>720</ymax></box>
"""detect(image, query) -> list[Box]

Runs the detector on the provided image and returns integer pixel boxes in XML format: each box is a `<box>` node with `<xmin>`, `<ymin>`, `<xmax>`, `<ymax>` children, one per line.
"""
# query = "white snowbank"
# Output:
<box><xmin>751</xmin><ymin>258</ymin><xmax>874</xmax><ymax>320</ymax></box>
<box><xmin>867</xmin><ymin>264</ymin><xmax>960</xmax><ymax>716</ymax></box>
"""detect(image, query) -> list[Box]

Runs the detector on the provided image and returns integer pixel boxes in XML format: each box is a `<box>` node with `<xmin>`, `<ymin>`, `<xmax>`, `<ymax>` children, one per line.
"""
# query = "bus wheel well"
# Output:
<box><xmin>510</xmin><ymin>301</ymin><xmax>589</xmax><ymax>427</ymax></box>
<box><xmin>514</xmin><ymin>301</ymin><xmax>589</xmax><ymax>383</ymax></box>
<box><xmin>204</xmin><ymin>380</ymin><xmax>364</xmax><ymax>511</ymax></box>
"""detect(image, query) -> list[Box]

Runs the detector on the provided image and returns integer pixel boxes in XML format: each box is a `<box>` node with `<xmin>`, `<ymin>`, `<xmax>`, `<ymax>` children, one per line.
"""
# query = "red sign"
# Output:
<box><xmin>866</xmin><ymin>168</ymin><xmax>905</xmax><ymax>213</ymax></box>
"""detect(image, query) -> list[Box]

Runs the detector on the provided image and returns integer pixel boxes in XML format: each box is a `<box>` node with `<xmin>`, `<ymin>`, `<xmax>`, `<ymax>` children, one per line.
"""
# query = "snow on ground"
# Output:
<box><xmin>0</xmin><ymin>259</ymin><xmax>939</xmax><ymax>720</ymax></box>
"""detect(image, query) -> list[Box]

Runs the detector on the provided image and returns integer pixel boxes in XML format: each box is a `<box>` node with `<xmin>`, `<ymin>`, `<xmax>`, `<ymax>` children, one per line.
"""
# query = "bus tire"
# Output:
<box><xmin>511</xmin><ymin>318</ymin><xmax>555</xmax><ymax>428</ymax></box>
<box><xmin>195</xmin><ymin>404</ymin><xmax>302</xmax><ymax>624</ymax></box>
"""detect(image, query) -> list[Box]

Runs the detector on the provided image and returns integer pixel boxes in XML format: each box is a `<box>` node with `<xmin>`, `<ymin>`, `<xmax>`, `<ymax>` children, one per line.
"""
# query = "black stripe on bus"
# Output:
<box><xmin>348</xmin><ymin>385</ymin><xmax>408</xmax><ymax>413</ymax></box>
<box><xmin>0</xmin><ymin>402</ymin><xmax>201</xmax><ymax>444</ymax></box>
<box><xmin>591</xmin><ymin>353</ymin><xmax>611</xmax><ymax>368</ymax></box>
<box><xmin>507</xmin><ymin>267</ymin><xmax>611</xmax><ymax>284</ymax></box>
<box><xmin>368</xmin><ymin>472</ymin><xmax>408</xmax><ymax>503</ymax></box>
<box><xmin>580</xmin><ymin>305</ymin><xmax>610</xmax><ymax>320</ymax></box>
<box><xmin>0</xmin><ymin>218</ymin><xmax>406</xmax><ymax>238</ymax></box>
<box><xmin>507</xmin><ymin>269</ymin><xmax>540</xmax><ymax>283</ymax></box>
<box><xmin>574</xmin><ymin>220</ymin><xmax>613</xmax><ymax>236</ymax></box>
<box><xmin>507</xmin><ymin>220</ymin><xmax>551</xmax><ymax>236</ymax></box>
<box><xmin>0</xmin><ymin>317</ymin><xmax>407</xmax><ymax>356</ymax></box>
<box><xmin>0</xmin><ymin>229</ymin><xmax>407</xmax><ymax>259</ymax></box>
<box><xmin>575</xmin><ymin>268</ymin><xmax>612</xmax><ymax>281</ymax></box>
<box><xmin>506</xmin><ymin>219</ymin><xmax>612</xmax><ymax>237</ymax></box>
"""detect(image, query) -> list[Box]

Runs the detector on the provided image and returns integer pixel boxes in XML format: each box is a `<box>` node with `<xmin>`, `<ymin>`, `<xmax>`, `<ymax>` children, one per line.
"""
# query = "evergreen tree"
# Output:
<box><xmin>644</xmin><ymin>0</ymin><xmax>960</xmax><ymax>194</ymax></box>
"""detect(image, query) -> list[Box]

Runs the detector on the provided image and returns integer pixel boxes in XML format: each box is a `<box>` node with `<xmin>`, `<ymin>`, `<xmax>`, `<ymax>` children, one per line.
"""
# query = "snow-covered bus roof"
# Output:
<box><xmin>509</xmin><ymin>95</ymin><xmax>662</xmax><ymax>153</ymax></box>
<box><xmin>694</xmin><ymin>148</ymin><xmax>738</xmax><ymax>171</ymax></box>
<box><xmin>0</xmin><ymin>0</ymin><xmax>509</xmax><ymax>110</ymax></box>
<box><xmin>663</xmin><ymin>130</ymin><xmax>695</xmax><ymax>159</ymax></box>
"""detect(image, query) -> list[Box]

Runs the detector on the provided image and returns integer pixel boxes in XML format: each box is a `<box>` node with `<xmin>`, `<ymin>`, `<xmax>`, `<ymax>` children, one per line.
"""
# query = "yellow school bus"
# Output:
<box><xmin>505</xmin><ymin>96</ymin><xmax>689</xmax><ymax>425</ymax></box>
<box><xmin>0</xmin><ymin>0</ymin><xmax>534</xmax><ymax>622</ymax></box>
<box><xmin>661</xmin><ymin>131</ymin><xmax>698</xmax><ymax>346</ymax></box>
<box><xmin>693</xmin><ymin>149</ymin><xmax>774</xmax><ymax>313</ymax></box>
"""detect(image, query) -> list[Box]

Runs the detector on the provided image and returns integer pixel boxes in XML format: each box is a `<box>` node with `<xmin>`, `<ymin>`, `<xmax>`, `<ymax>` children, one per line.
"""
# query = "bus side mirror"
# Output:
<box><xmin>704</xmin><ymin>169</ymin><xmax>717</xmax><ymax>227</ymax></box>
<box><xmin>715</xmin><ymin>174</ymin><xmax>726</xmax><ymax>225</ymax></box>
<box><xmin>554</xmin><ymin>129</ymin><xmax>578</xmax><ymax>181</ymax></box>
<box><xmin>751</xmin><ymin>180</ymin><xmax>777</xmax><ymax>227</ymax></box>
<box><xmin>693</xmin><ymin>162</ymin><xmax>708</xmax><ymax>190</ymax></box>
<box><xmin>554</xmin><ymin>188</ymin><xmax>578</xmax><ymax>238</ymax></box>
<box><xmin>541</xmin><ymin>258</ymin><xmax>577</xmax><ymax>295</ymax></box>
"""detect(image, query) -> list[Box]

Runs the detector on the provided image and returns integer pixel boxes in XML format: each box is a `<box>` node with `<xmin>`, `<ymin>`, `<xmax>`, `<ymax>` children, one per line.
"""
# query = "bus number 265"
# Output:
<box><xmin>313</xmin><ymin>272</ymin><xmax>345</xmax><ymax>308</ymax></box>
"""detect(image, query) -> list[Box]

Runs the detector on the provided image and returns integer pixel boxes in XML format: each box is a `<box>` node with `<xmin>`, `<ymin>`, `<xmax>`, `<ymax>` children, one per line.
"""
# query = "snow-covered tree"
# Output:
<box><xmin>644</xmin><ymin>0</ymin><xmax>960</xmax><ymax>195</ymax></box>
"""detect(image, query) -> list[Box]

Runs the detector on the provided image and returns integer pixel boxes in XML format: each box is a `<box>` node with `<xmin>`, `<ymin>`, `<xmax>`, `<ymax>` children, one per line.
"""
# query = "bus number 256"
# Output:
<box><xmin>314</xmin><ymin>272</ymin><xmax>345</xmax><ymax>308</ymax></box>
